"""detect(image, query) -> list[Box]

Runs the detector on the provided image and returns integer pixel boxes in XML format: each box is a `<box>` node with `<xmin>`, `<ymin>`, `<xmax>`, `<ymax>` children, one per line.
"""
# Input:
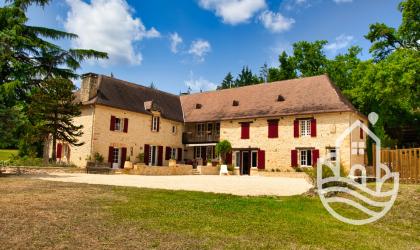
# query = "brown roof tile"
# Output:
<box><xmin>180</xmin><ymin>75</ymin><xmax>356</xmax><ymax>122</ymax></box>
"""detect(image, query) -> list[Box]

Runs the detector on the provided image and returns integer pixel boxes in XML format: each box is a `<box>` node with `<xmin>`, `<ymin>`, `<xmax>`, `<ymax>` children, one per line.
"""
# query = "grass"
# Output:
<box><xmin>0</xmin><ymin>149</ymin><xmax>18</xmax><ymax>161</ymax></box>
<box><xmin>0</xmin><ymin>177</ymin><xmax>418</xmax><ymax>249</ymax></box>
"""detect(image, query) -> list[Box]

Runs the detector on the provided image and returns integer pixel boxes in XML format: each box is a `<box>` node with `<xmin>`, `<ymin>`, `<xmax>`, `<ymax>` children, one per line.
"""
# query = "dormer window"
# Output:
<box><xmin>233</xmin><ymin>100</ymin><xmax>239</xmax><ymax>106</ymax></box>
<box><xmin>277</xmin><ymin>95</ymin><xmax>285</xmax><ymax>102</ymax></box>
<box><xmin>196</xmin><ymin>103</ymin><xmax>202</xmax><ymax>109</ymax></box>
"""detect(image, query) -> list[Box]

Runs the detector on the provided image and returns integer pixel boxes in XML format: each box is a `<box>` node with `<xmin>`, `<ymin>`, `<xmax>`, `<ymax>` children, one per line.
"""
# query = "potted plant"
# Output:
<box><xmin>215</xmin><ymin>140</ymin><xmax>232</xmax><ymax>171</ymax></box>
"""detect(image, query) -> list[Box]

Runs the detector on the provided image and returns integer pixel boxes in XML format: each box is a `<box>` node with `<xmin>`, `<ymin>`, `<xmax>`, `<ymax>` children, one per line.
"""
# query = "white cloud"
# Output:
<box><xmin>185</xmin><ymin>71</ymin><xmax>217</xmax><ymax>92</ymax></box>
<box><xmin>325</xmin><ymin>34</ymin><xmax>354</xmax><ymax>53</ymax></box>
<box><xmin>198</xmin><ymin>0</ymin><xmax>266</xmax><ymax>25</ymax></box>
<box><xmin>188</xmin><ymin>39</ymin><xmax>211</xmax><ymax>62</ymax></box>
<box><xmin>64</xmin><ymin>0</ymin><xmax>160</xmax><ymax>65</ymax></box>
<box><xmin>169</xmin><ymin>32</ymin><xmax>183</xmax><ymax>53</ymax></box>
<box><xmin>258</xmin><ymin>10</ymin><xmax>295</xmax><ymax>33</ymax></box>
<box><xmin>333</xmin><ymin>0</ymin><xmax>353</xmax><ymax>3</ymax></box>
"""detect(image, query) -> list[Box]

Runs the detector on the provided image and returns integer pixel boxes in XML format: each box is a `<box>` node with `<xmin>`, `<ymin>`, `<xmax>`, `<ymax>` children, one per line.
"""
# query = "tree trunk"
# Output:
<box><xmin>52</xmin><ymin>134</ymin><xmax>57</xmax><ymax>161</ymax></box>
<box><xmin>42</xmin><ymin>135</ymin><xmax>50</xmax><ymax>166</ymax></box>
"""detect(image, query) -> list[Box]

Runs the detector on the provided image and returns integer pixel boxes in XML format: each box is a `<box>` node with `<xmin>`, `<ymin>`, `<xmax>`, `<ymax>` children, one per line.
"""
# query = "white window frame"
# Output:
<box><xmin>196</xmin><ymin>123</ymin><xmax>205</xmax><ymax>137</ymax></box>
<box><xmin>171</xmin><ymin>148</ymin><xmax>177</xmax><ymax>160</ymax></box>
<box><xmin>235</xmin><ymin>151</ymin><xmax>240</xmax><ymax>168</ymax></box>
<box><xmin>251</xmin><ymin>150</ymin><xmax>258</xmax><ymax>168</ymax></box>
<box><xmin>300</xmin><ymin>119</ymin><xmax>311</xmax><ymax>136</ymax></box>
<box><xmin>195</xmin><ymin>147</ymin><xmax>202</xmax><ymax>159</ymax></box>
<box><xmin>152</xmin><ymin>116</ymin><xmax>159</xmax><ymax>132</ymax></box>
<box><xmin>149</xmin><ymin>145</ymin><xmax>158</xmax><ymax>166</ymax></box>
<box><xmin>327</xmin><ymin>148</ymin><xmax>337</xmax><ymax>162</ymax></box>
<box><xmin>299</xmin><ymin>149</ymin><xmax>312</xmax><ymax>167</ymax></box>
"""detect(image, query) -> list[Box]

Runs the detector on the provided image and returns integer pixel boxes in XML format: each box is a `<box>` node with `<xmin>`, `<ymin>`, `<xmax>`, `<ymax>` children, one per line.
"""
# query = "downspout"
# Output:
<box><xmin>90</xmin><ymin>104</ymin><xmax>96</xmax><ymax>157</ymax></box>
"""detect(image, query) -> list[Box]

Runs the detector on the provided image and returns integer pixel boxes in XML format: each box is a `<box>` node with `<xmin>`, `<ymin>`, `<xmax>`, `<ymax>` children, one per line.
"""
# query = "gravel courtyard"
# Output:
<box><xmin>37</xmin><ymin>173</ymin><xmax>312</xmax><ymax>196</ymax></box>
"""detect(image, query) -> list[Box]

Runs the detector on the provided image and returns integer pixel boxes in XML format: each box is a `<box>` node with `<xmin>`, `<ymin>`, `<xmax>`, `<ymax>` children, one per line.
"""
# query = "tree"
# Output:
<box><xmin>215</xmin><ymin>140</ymin><xmax>232</xmax><ymax>164</ymax></box>
<box><xmin>0</xmin><ymin>0</ymin><xmax>107</xmax><ymax>154</ymax></box>
<box><xmin>218</xmin><ymin>72</ymin><xmax>235</xmax><ymax>89</ymax></box>
<box><xmin>259</xmin><ymin>63</ymin><xmax>269</xmax><ymax>83</ymax></box>
<box><xmin>292</xmin><ymin>40</ymin><xmax>328</xmax><ymax>77</ymax></box>
<box><xmin>365</xmin><ymin>0</ymin><xmax>419</xmax><ymax>60</ymax></box>
<box><xmin>268</xmin><ymin>51</ymin><xmax>297</xmax><ymax>82</ymax></box>
<box><xmin>326</xmin><ymin>46</ymin><xmax>362</xmax><ymax>91</ymax></box>
<box><xmin>235</xmin><ymin>66</ymin><xmax>262</xmax><ymax>87</ymax></box>
<box><xmin>28</xmin><ymin>77</ymin><xmax>84</xmax><ymax>161</ymax></box>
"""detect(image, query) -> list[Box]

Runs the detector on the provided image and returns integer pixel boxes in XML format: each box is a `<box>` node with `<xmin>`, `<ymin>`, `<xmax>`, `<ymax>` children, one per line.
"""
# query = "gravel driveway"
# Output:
<box><xmin>37</xmin><ymin>173</ymin><xmax>312</xmax><ymax>196</ymax></box>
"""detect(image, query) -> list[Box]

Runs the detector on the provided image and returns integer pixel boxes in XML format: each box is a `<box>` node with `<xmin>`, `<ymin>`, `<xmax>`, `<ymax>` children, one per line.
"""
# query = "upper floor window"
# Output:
<box><xmin>152</xmin><ymin>116</ymin><xmax>160</xmax><ymax>132</ymax></box>
<box><xmin>215</xmin><ymin>123</ymin><xmax>220</xmax><ymax>135</ymax></box>
<box><xmin>241</xmin><ymin>122</ymin><xmax>250</xmax><ymax>139</ymax></box>
<box><xmin>115</xmin><ymin>118</ymin><xmax>122</xmax><ymax>131</ymax></box>
<box><xmin>196</xmin><ymin>123</ymin><xmax>205</xmax><ymax>136</ymax></box>
<box><xmin>110</xmin><ymin>116</ymin><xmax>128</xmax><ymax>133</ymax></box>
<box><xmin>300</xmin><ymin>119</ymin><xmax>311</xmax><ymax>136</ymax></box>
<box><xmin>172</xmin><ymin>125</ymin><xmax>177</xmax><ymax>134</ymax></box>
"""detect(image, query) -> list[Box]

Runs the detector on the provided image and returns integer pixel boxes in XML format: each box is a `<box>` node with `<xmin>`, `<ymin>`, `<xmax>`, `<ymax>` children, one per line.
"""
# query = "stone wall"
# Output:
<box><xmin>130</xmin><ymin>164</ymin><xmax>192</xmax><ymax>175</ymax></box>
<box><xmin>220</xmin><ymin>111</ymin><xmax>367</xmax><ymax>172</ymax></box>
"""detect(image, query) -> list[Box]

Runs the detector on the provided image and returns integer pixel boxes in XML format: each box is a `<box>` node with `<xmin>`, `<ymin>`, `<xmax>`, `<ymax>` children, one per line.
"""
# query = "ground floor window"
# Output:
<box><xmin>171</xmin><ymin>148</ymin><xmax>177</xmax><ymax>159</ymax></box>
<box><xmin>300</xmin><ymin>149</ymin><xmax>312</xmax><ymax>167</ymax></box>
<box><xmin>113</xmin><ymin>148</ymin><xmax>120</xmax><ymax>163</ymax></box>
<box><xmin>194</xmin><ymin>147</ymin><xmax>202</xmax><ymax>158</ymax></box>
<box><xmin>327</xmin><ymin>148</ymin><xmax>336</xmax><ymax>162</ymax></box>
<box><xmin>149</xmin><ymin>145</ymin><xmax>158</xmax><ymax>166</ymax></box>
<box><xmin>251</xmin><ymin>151</ymin><xmax>258</xmax><ymax>168</ymax></box>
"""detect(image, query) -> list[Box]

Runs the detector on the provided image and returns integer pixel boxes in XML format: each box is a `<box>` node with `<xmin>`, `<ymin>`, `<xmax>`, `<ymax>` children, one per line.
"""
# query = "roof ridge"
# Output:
<box><xmin>183</xmin><ymin>74</ymin><xmax>328</xmax><ymax>97</ymax></box>
<box><xmin>100</xmin><ymin>75</ymin><xmax>180</xmax><ymax>98</ymax></box>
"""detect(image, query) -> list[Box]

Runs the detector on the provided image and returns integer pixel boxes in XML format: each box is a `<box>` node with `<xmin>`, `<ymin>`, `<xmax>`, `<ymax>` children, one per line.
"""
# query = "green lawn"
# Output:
<box><xmin>0</xmin><ymin>177</ymin><xmax>418</xmax><ymax>249</ymax></box>
<box><xmin>0</xmin><ymin>149</ymin><xmax>18</xmax><ymax>161</ymax></box>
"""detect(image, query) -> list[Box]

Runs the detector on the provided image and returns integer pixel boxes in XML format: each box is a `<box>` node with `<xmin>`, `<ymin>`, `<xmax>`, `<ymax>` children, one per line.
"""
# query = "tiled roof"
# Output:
<box><xmin>79</xmin><ymin>74</ymin><xmax>357</xmax><ymax>123</ymax></box>
<box><xmin>180</xmin><ymin>75</ymin><xmax>356</xmax><ymax>122</ymax></box>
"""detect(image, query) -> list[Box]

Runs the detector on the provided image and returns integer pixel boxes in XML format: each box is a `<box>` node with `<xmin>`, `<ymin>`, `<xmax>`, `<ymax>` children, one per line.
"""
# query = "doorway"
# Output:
<box><xmin>241</xmin><ymin>151</ymin><xmax>251</xmax><ymax>175</ymax></box>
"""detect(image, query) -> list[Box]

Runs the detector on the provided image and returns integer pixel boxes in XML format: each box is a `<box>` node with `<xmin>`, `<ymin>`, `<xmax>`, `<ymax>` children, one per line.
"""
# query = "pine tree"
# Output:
<box><xmin>28</xmin><ymin>77</ymin><xmax>83</xmax><ymax>161</ymax></box>
<box><xmin>218</xmin><ymin>72</ymin><xmax>235</xmax><ymax>89</ymax></box>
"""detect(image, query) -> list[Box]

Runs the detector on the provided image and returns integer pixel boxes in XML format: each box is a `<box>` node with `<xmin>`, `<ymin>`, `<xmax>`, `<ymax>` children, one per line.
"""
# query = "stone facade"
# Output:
<box><xmin>220</xmin><ymin>111</ymin><xmax>367</xmax><ymax>172</ymax></box>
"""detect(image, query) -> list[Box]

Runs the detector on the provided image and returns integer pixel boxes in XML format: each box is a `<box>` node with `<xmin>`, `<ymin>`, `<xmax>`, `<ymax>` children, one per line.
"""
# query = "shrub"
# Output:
<box><xmin>303</xmin><ymin>164</ymin><xmax>348</xmax><ymax>188</ymax></box>
<box><xmin>227</xmin><ymin>164</ymin><xmax>235</xmax><ymax>171</ymax></box>
<box><xmin>215</xmin><ymin>140</ymin><xmax>232</xmax><ymax>164</ymax></box>
<box><xmin>136</xmin><ymin>153</ymin><xmax>144</xmax><ymax>163</ymax></box>
<box><xmin>94</xmin><ymin>152</ymin><xmax>104</xmax><ymax>163</ymax></box>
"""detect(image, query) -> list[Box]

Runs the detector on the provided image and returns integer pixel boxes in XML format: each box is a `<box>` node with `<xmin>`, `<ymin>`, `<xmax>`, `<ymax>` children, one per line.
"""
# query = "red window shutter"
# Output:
<box><xmin>293</xmin><ymin>120</ymin><xmax>299</xmax><ymax>138</ymax></box>
<box><xmin>108</xmin><ymin>146</ymin><xmax>114</xmax><ymax>163</ymax></box>
<box><xmin>123</xmin><ymin>118</ymin><xmax>128</xmax><ymax>133</ymax></box>
<box><xmin>268</xmin><ymin>120</ymin><xmax>278</xmax><ymax>138</ymax></box>
<box><xmin>291</xmin><ymin>150</ymin><xmax>298</xmax><ymax>167</ymax></box>
<box><xmin>258</xmin><ymin>150</ymin><xmax>265</xmax><ymax>169</ymax></box>
<box><xmin>226</xmin><ymin>152</ymin><xmax>232</xmax><ymax>165</ymax></box>
<box><xmin>144</xmin><ymin>144</ymin><xmax>150</xmax><ymax>165</ymax></box>
<box><xmin>165</xmin><ymin>147</ymin><xmax>171</xmax><ymax>160</ymax></box>
<box><xmin>312</xmin><ymin>149</ymin><xmax>319</xmax><ymax>166</ymax></box>
<box><xmin>311</xmin><ymin>118</ymin><xmax>317</xmax><ymax>137</ymax></box>
<box><xmin>158</xmin><ymin>146</ymin><xmax>163</xmax><ymax>166</ymax></box>
<box><xmin>56</xmin><ymin>143</ymin><xmax>62</xmax><ymax>158</ymax></box>
<box><xmin>151</xmin><ymin>116</ymin><xmax>154</xmax><ymax>131</ymax></box>
<box><xmin>120</xmin><ymin>147</ymin><xmax>127</xmax><ymax>168</ymax></box>
<box><xmin>360</xmin><ymin>127</ymin><xmax>363</xmax><ymax>139</ymax></box>
<box><xmin>241</xmin><ymin>123</ymin><xmax>250</xmax><ymax>139</ymax></box>
<box><xmin>110</xmin><ymin>116</ymin><xmax>116</xmax><ymax>131</ymax></box>
<box><xmin>157</xmin><ymin>117</ymin><xmax>160</xmax><ymax>132</ymax></box>
<box><xmin>177</xmin><ymin>148</ymin><xmax>183</xmax><ymax>161</ymax></box>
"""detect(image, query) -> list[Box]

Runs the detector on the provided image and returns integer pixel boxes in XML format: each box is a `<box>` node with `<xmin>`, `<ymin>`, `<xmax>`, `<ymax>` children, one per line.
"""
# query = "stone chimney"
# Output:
<box><xmin>80</xmin><ymin>73</ymin><xmax>99</xmax><ymax>102</ymax></box>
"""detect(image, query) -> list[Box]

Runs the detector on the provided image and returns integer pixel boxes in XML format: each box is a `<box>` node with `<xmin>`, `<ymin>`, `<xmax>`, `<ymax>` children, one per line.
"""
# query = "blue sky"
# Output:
<box><xmin>3</xmin><ymin>0</ymin><xmax>402</xmax><ymax>94</ymax></box>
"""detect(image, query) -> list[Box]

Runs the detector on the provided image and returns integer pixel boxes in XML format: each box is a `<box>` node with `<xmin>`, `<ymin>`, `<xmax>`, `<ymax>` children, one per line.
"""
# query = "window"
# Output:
<box><xmin>196</xmin><ymin>123</ymin><xmax>205</xmax><ymax>136</ymax></box>
<box><xmin>172</xmin><ymin>125</ymin><xmax>177</xmax><ymax>134</ymax></box>
<box><xmin>206</xmin><ymin>146</ymin><xmax>214</xmax><ymax>160</ymax></box>
<box><xmin>241</xmin><ymin>122</ymin><xmax>250</xmax><ymax>139</ymax></box>
<box><xmin>251</xmin><ymin>151</ymin><xmax>258</xmax><ymax>168</ymax></box>
<box><xmin>300</xmin><ymin>120</ymin><xmax>311</xmax><ymax>136</ymax></box>
<box><xmin>113</xmin><ymin>148</ymin><xmax>120</xmax><ymax>163</ymax></box>
<box><xmin>149</xmin><ymin>145</ymin><xmax>158</xmax><ymax>165</ymax></box>
<box><xmin>152</xmin><ymin>116</ymin><xmax>159</xmax><ymax>132</ymax></box>
<box><xmin>194</xmin><ymin>146</ymin><xmax>202</xmax><ymax>158</ymax></box>
<box><xmin>327</xmin><ymin>148</ymin><xmax>336</xmax><ymax>161</ymax></box>
<box><xmin>215</xmin><ymin>123</ymin><xmax>220</xmax><ymax>136</ymax></box>
<box><xmin>235</xmin><ymin>152</ymin><xmax>240</xmax><ymax>167</ymax></box>
<box><xmin>115</xmin><ymin>118</ymin><xmax>122</xmax><ymax>131</ymax></box>
<box><xmin>300</xmin><ymin>150</ymin><xmax>312</xmax><ymax>166</ymax></box>
<box><xmin>171</xmin><ymin>148</ymin><xmax>177</xmax><ymax>159</ymax></box>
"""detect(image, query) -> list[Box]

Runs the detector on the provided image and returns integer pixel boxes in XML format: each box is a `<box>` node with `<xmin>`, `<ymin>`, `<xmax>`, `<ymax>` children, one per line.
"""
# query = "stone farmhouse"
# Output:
<box><xmin>55</xmin><ymin>73</ymin><xmax>367</xmax><ymax>174</ymax></box>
